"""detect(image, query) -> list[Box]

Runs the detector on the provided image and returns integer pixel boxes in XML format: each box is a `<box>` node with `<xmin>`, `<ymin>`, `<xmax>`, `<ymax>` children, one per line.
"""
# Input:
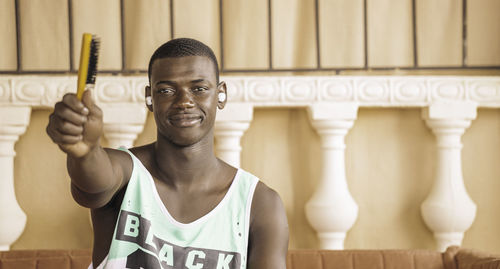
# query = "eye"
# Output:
<box><xmin>193</xmin><ymin>86</ymin><xmax>208</xmax><ymax>92</ymax></box>
<box><xmin>157</xmin><ymin>87</ymin><xmax>175</xmax><ymax>95</ymax></box>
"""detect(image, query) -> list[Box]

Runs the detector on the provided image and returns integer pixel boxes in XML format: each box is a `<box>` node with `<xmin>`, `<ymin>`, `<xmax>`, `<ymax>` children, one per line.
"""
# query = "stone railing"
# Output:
<box><xmin>1</xmin><ymin>75</ymin><xmax>500</xmax><ymax>251</ymax></box>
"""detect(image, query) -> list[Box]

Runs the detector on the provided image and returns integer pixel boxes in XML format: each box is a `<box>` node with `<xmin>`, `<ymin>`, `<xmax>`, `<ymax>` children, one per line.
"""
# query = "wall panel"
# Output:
<box><xmin>416</xmin><ymin>0</ymin><xmax>462</xmax><ymax>67</ymax></box>
<box><xmin>0</xmin><ymin>0</ymin><xmax>17</xmax><ymax>70</ymax></box>
<box><xmin>19</xmin><ymin>0</ymin><xmax>69</xmax><ymax>71</ymax></box>
<box><xmin>222</xmin><ymin>0</ymin><xmax>269</xmax><ymax>69</ymax></box>
<box><xmin>319</xmin><ymin>0</ymin><xmax>365</xmax><ymax>68</ymax></box>
<box><xmin>272</xmin><ymin>0</ymin><xmax>317</xmax><ymax>69</ymax></box>
<box><xmin>173</xmin><ymin>0</ymin><xmax>220</xmax><ymax>64</ymax></box>
<box><xmin>367</xmin><ymin>0</ymin><xmax>414</xmax><ymax>67</ymax></box>
<box><xmin>123</xmin><ymin>0</ymin><xmax>171</xmax><ymax>70</ymax></box>
<box><xmin>72</xmin><ymin>0</ymin><xmax>122</xmax><ymax>71</ymax></box>
<box><xmin>467</xmin><ymin>0</ymin><xmax>500</xmax><ymax>66</ymax></box>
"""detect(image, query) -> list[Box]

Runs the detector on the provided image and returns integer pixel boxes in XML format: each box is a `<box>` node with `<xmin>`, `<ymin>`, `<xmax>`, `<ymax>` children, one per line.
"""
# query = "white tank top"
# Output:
<box><xmin>90</xmin><ymin>148</ymin><xmax>259</xmax><ymax>269</ymax></box>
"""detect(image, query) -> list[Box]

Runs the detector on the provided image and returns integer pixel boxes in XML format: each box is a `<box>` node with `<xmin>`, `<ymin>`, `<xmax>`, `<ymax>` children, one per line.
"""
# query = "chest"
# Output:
<box><xmin>153</xmin><ymin>179</ymin><xmax>229</xmax><ymax>224</ymax></box>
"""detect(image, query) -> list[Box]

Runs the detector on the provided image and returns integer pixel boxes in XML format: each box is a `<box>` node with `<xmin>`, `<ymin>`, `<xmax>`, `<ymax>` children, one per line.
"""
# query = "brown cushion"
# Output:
<box><xmin>0</xmin><ymin>259</ymin><xmax>36</xmax><ymax>269</ymax></box>
<box><xmin>1</xmin><ymin>248</ymin><xmax>498</xmax><ymax>269</ymax></box>
<box><xmin>0</xmin><ymin>249</ymin><xmax>91</xmax><ymax>269</ymax></box>
<box><xmin>455</xmin><ymin>248</ymin><xmax>500</xmax><ymax>269</ymax></box>
<box><xmin>287</xmin><ymin>249</ymin><xmax>446</xmax><ymax>269</ymax></box>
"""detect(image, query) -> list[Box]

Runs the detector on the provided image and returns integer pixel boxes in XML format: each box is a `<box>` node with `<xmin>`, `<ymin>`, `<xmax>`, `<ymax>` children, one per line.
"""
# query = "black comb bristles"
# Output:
<box><xmin>86</xmin><ymin>36</ymin><xmax>100</xmax><ymax>85</ymax></box>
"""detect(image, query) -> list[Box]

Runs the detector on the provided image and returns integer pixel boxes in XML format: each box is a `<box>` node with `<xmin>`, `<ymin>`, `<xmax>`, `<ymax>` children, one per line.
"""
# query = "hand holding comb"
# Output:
<box><xmin>46</xmin><ymin>33</ymin><xmax>101</xmax><ymax>158</ymax></box>
<box><xmin>62</xmin><ymin>33</ymin><xmax>100</xmax><ymax>157</ymax></box>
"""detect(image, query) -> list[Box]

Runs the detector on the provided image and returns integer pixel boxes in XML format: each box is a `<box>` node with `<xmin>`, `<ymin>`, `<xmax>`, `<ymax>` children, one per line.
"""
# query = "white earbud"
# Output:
<box><xmin>218</xmin><ymin>92</ymin><xmax>226</xmax><ymax>102</ymax></box>
<box><xmin>146</xmin><ymin>96</ymin><xmax>152</xmax><ymax>106</ymax></box>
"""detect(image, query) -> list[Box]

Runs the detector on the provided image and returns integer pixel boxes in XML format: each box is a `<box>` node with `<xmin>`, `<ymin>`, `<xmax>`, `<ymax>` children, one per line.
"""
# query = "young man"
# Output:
<box><xmin>46</xmin><ymin>38</ymin><xmax>288</xmax><ymax>268</ymax></box>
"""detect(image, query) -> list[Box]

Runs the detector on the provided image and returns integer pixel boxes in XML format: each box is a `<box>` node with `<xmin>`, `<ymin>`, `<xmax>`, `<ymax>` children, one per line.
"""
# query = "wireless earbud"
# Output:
<box><xmin>218</xmin><ymin>92</ymin><xmax>226</xmax><ymax>103</ymax></box>
<box><xmin>146</xmin><ymin>96</ymin><xmax>152</xmax><ymax>106</ymax></box>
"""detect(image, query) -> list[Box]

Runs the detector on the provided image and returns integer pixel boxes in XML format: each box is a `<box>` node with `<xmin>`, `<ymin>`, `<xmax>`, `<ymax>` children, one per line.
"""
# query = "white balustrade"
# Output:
<box><xmin>214</xmin><ymin>103</ymin><xmax>253</xmax><ymax>167</ymax></box>
<box><xmin>0</xmin><ymin>106</ymin><xmax>31</xmax><ymax>250</ymax></box>
<box><xmin>421</xmin><ymin>102</ymin><xmax>478</xmax><ymax>251</ymax></box>
<box><xmin>1</xmin><ymin>75</ymin><xmax>500</xmax><ymax>250</ymax></box>
<box><xmin>305</xmin><ymin>103</ymin><xmax>359</xmax><ymax>249</ymax></box>
<box><xmin>101</xmin><ymin>105</ymin><xmax>148</xmax><ymax>148</ymax></box>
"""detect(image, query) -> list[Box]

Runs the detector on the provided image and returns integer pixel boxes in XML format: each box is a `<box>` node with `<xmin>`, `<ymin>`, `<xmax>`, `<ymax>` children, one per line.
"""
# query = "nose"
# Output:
<box><xmin>173</xmin><ymin>89</ymin><xmax>195</xmax><ymax>109</ymax></box>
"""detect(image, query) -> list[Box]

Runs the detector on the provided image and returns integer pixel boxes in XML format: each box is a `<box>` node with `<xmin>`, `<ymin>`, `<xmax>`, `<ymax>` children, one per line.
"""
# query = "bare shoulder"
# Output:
<box><xmin>104</xmin><ymin>147</ymin><xmax>132</xmax><ymax>165</ymax></box>
<box><xmin>103</xmin><ymin>146</ymin><xmax>134</xmax><ymax>185</ymax></box>
<box><xmin>103</xmin><ymin>143</ymin><xmax>156</xmax><ymax>190</ymax></box>
<box><xmin>105</xmin><ymin>143</ymin><xmax>155</xmax><ymax>173</ymax></box>
<box><xmin>248</xmin><ymin>181</ymin><xmax>289</xmax><ymax>269</ymax></box>
<box><xmin>250</xmin><ymin>182</ymin><xmax>287</xmax><ymax>226</ymax></box>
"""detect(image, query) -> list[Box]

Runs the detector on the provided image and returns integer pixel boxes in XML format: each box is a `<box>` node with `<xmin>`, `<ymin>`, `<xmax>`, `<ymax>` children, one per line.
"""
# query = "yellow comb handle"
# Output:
<box><xmin>77</xmin><ymin>33</ymin><xmax>93</xmax><ymax>100</ymax></box>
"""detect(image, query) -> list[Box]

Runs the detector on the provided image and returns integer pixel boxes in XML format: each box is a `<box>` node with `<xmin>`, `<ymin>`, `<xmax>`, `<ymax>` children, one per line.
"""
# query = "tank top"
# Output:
<box><xmin>90</xmin><ymin>149</ymin><xmax>259</xmax><ymax>269</ymax></box>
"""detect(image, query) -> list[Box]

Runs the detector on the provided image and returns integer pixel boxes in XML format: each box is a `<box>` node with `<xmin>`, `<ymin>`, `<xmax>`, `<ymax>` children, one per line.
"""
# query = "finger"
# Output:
<box><xmin>62</xmin><ymin>93</ymin><xmax>88</xmax><ymax>114</ymax></box>
<box><xmin>46</xmin><ymin>114</ymin><xmax>58</xmax><ymax>139</ymax></box>
<box><xmin>55</xmin><ymin>119</ymin><xmax>84</xmax><ymax>136</ymax></box>
<box><xmin>47</xmin><ymin>113</ymin><xmax>62</xmax><ymax>139</ymax></box>
<box><xmin>82</xmin><ymin>90</ymin><xmax>101</xmax><ymax>118</ymax></box>
<box><xmin>54</xmin><ymin>102</ymin><xmax>88</xmax><ymax>125</ymax></box>
<box><xmin>48</xmin><ymin>127</ymin><xmax>83</xmax><ymax>144</ymax></box>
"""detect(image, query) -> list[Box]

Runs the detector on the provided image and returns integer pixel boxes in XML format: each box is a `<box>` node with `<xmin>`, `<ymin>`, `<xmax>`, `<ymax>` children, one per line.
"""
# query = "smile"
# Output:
<box><xmin>168</xmin><ymin>113</ymin><xmax>202</xmax><ymax>127</ymax></box>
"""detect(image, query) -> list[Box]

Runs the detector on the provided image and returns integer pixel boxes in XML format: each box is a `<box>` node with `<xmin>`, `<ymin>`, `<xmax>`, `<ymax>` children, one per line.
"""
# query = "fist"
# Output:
<box><xmin>46</xmin><ymin>90</ymin><xmax>103</xmax><ymax>158</ymax></box>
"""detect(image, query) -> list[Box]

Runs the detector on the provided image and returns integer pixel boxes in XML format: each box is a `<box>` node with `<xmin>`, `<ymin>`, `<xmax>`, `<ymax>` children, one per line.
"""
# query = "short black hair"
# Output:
<box><xmin>148</xmin><ymin>38</ymin><xmax>219</xmax><ymax>83</ymax></box>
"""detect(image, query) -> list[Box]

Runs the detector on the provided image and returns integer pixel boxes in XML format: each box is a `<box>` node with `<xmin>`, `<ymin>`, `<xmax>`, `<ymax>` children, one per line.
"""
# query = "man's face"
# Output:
<box><xmin>147</xmin><ymin>56</ymin><xmax>224</xmax><ymax>146</ymax></box>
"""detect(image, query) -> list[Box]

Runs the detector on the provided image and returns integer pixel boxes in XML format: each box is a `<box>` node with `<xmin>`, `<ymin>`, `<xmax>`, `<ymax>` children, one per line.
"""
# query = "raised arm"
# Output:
<box><xmin>247</xmin><ymin>182</ymin><xmax>289</xmax><ymax>269</ymax></box>
<box><xmin>46</xmin><ymin>90</ymin><xmax>131</xmax><ymax>208</ymax></box>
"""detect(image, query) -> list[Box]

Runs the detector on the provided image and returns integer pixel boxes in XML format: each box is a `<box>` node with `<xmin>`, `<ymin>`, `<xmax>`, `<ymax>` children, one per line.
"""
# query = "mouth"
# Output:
<box><xmin>168</xmin><ymin>113</ymin><xmax>202</xmax><ymax>127</ymax></box>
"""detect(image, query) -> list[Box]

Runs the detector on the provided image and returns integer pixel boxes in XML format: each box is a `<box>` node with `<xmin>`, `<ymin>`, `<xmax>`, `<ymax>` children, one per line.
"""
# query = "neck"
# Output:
<box><xmin>153</xmin><ymin>130</ymin><xmax>219</xmax><ymax>187</ymax></box>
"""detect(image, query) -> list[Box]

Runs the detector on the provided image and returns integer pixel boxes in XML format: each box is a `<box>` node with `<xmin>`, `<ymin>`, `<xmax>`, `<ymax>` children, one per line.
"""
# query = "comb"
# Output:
<box><xmin>76</xmin><ymin>33</ymin><xmax>100</xmax><ymax>100</ymax></box>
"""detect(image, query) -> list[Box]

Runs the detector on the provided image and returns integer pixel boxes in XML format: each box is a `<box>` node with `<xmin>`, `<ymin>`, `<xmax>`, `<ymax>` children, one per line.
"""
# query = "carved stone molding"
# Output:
<box><xmin>1</xmin><ymin>75</ymin><xmax>499</xmax><ymax>108</ymax></box>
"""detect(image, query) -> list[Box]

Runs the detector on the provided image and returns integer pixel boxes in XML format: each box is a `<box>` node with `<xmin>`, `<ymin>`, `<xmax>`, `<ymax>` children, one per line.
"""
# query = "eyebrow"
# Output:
<box><xmin>155</xmin><ymin>80</ymin><xmax>177</xmax><ymax>86</ymax></box>
<box><xmin>155</xmin><ymin>79</ymin><xmax>208</xmax><ymax>86</ymax></box>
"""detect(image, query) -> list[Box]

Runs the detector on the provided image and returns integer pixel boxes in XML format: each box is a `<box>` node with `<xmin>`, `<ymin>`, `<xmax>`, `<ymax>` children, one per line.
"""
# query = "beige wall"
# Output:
<box><xmin>4</xmin><ymin>0</ymin><xmax>500</xmax><ymax>254</ymax></box>
<box><xmin>1</xmin><ymin>0</ymin><xmax>500</xmax><ymax>71</ymax></box>
<box><xmin>11</xmin><ymin>108</ymin><xmax>500</xmax><ymax>253</ymax></box>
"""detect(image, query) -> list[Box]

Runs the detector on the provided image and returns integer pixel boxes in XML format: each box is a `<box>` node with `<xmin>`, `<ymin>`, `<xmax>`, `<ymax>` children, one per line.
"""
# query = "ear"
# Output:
<box><xmin>145</xmin><ymin>85</ymin><xmax>153</xmax><ymax>112</ymax></box>
<box><xmin>217</xmin><ymin>81</ymin><xmax>227</xmax><ymax>110</ymax></box>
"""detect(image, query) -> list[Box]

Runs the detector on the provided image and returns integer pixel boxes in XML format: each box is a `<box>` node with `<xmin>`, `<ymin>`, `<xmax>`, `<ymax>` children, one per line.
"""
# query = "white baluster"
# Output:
<box><xmin>421</xmin><ymin>102</ymin><xmax>477</xmax><ymax>251</ymax></box>
<box><xmin>101</xmin><ymin>104</ymin><xmax>148</xmax><ymax>148</ymax></box>
<box><xmin>214</xmin><ymin>103</ymin><xmax>253</xmax><ymax>167</ymax></box>
<box><xmin>306</xmin><ymin>103</ymin><xmax>359</xmax><ymax>249</ymax></box>
<box><xmin>0</xmin><ymin>106</ymin><xmax>31</xmax><ymax>250</ymax></box>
